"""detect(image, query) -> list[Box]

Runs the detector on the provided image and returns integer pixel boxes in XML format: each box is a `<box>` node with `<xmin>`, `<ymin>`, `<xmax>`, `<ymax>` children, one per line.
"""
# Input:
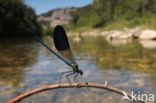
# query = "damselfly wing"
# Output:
<box><xmin>53</xmin><ymin>25</ymin><xmax>76</xmax><ymax>65</ymax></box>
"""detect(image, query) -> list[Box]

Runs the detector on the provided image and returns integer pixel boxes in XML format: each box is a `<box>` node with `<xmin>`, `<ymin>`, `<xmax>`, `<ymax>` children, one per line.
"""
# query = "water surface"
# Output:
<box><xmin>0</xmin><ymin>36</ymin><xmax>156</xmax><ymax>103</ymax></box>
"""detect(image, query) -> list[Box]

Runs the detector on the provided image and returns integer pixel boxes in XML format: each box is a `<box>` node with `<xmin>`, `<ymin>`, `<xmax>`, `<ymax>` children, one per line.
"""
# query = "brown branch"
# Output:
<box><xmin>8</xmin><ymin>82</ymin><xmax>145</xmax><ymax>103</ymax></box>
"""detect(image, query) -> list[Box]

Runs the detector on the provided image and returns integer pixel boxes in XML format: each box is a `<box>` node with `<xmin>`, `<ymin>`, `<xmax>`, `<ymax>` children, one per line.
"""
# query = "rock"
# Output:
<box><xmin>105</xmin><ymin>30</ymin><xmax>122</xmax><ymax>40</ymax></box>
<box><xmin>131</xmin><ymin>27</ymin><xmax>141</xmax><ymax>39</ymax></box>
<box><xmin>105</xmin><ymin>28</ymin><xmax>142</xmax><ymax>40</ymax></box>
<box><xmin>105</xmin><ymin>30</ymin><xmax>133</xmax><ymax>40</ymax></box>
<box><xmin>140</xmin><ymin>40</ymin><xmax>156</xmax><ymax>49</ymax></box>
<box><xmin>116</xmin><ymin>28</ymin><xmax>141</xmax><ymax>40</ymax></box>
<box><xmin>81</xmin><ymin>30</ymin><xmax>100</xmax><ymax>37</ymax></box>
<box><xmin>38</xmin><ymin>8</ymin><xmax>76</xmax><ymax>27</ymax></box>
<box><xmin>106</xmin><ymin>39</ymin><xmax>132</xmax><ymax>46</ymax></box>
<box><xmin>139</xmin><ymin>30</ymin><xmax>156</xmax><ymax>40</ymax></box>
<box><xmin>68</xmin><ymin>29</ymin><xmax>156</xmax><ymax>41</ymax></box>
<box><xmin>73</xmin><ymin>36</ymin><xmax>83</xmax><ymax>43</ymax></box>
<box><xmin>117</xmin><ymin>33</ymin><xmax>132</xmax><ymax>39</ymax></box>
<box><xmin>100</xmin><ymin>31</ymin><xmax>110</xmax><ymax>36</ymax></box>
<box><xmin>50</xmin><ymin>8</ymin><xmax>76</xmax><ymax>27</ymax></box>
<box><xmin>93</xmin><ymin>0</ymin><xmax>99</xmax><ymax>3</ymax></box>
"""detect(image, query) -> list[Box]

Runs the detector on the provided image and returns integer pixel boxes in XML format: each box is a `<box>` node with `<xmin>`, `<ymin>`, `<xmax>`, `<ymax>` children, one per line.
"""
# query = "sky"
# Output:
<box><xmin>24</xmin><ymin>0</ymin><xmax>93</xmax><ymax>15</ymax></box>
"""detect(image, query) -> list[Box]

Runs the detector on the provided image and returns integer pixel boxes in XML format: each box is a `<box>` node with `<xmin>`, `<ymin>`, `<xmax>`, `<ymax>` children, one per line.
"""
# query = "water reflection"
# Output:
<box><xmin>107</xmin><ymin>39</ymin><xmax>132</xmax><ymax>46</ymax></box>
<box><xmin>140</xmin><ymin>40</ymin><xmax>156</xmax><ymax>49</ymax></box>
<box><xmin>0</xmin><ymin>38</ymin><xmax>39</xmax><ymax>102</ymax></box>
<box><xmin>0</xmin><ymin>37</ymin><xmax>156</xmax><ymax>103</ymax></box>
<box><xmin>0</xmin><ymin>39</ymin><xmax>39</xmax><ymax>86</ymax></box>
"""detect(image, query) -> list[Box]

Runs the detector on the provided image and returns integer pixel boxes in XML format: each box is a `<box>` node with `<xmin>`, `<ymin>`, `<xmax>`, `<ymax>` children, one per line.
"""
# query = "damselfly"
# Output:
<box><xmin>29</xmin><ymin>25</ymin><xmax>83</xmax><ymax>84</ymax></box>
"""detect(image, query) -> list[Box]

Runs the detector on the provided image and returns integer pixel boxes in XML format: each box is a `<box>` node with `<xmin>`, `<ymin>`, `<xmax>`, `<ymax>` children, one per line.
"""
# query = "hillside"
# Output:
<box><xmin>38</xmin><ymin>8</ymin><xmax>76</xmax><ymax>28</ymax></box>
<box><xmin>71</xmin><ymin>0</ymin><xmax>156</xmax><ymax>30</ymax></box>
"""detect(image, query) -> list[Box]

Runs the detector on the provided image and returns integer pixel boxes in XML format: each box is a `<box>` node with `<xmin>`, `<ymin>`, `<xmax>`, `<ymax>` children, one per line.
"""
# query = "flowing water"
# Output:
<box><xmin>0</xmin><ymin>36</ymin><xmax>156</xmax><ymax>103</ymax></box>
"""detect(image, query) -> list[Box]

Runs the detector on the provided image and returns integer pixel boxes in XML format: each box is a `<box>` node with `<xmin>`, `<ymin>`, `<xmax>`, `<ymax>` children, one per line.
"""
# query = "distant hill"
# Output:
<box><xmin>38</xmin><ymin>8</ymin><xmax>76</xmax><ymax>28</ymax></box>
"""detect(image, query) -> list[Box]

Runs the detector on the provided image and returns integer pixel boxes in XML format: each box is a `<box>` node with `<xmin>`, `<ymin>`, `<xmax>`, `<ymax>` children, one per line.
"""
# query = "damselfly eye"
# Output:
<box><xmin>79</xmin><ymin>70</ymin><xmax>83</xmax><ymax>75</ymax></box>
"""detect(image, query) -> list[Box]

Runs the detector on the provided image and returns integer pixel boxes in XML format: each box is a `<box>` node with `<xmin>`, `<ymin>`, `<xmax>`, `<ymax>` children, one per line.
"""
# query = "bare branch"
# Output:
<box><xmin>8</xmin><ymin>82</ymin><xmax>145</xmax><ymax>103</ymax></box>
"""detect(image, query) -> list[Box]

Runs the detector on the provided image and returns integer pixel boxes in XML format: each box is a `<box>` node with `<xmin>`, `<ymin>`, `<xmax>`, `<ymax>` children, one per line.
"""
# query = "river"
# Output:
<box><xmin>0</xmin><ymin>36</ymin><xmax>155</xmax><ymax>103</ymax></box>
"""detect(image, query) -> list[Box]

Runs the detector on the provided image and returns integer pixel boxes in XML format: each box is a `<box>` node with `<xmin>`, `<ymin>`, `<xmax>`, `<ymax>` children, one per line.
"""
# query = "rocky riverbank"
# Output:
<box><xmin>68</xmin><ymin>28</ymin><xmax>156</xmax><ymax>49</ymax></box>
<box><xmin>68</xmin><ymin>28</ymin><xmax>156</xmax><ymax>41</ymax></box>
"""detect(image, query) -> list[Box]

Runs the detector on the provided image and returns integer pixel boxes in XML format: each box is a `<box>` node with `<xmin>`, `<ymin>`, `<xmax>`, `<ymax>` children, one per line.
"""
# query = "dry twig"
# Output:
<box><xmin>8</xmin><ymin>82</ymin><xmax>145</xmax><ymax>103</ymax></box>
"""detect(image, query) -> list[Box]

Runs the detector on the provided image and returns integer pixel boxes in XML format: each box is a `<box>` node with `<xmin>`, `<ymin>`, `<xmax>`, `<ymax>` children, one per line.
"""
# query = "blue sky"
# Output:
<box><xmin>24</xmin><ymin>0</ymin><xmax>93</xmax><ymax>15</ymax></box>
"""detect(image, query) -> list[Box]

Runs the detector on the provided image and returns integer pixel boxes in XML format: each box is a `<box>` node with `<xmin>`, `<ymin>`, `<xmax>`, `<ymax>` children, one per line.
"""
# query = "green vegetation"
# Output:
<box><xmin>70</xmin><ymin>0</ymin><xmax>156</xmax><ymax>31</ymax></box>
<box><xmin>0</xmin><ymin>0</ymin><xmax>42</xmax><ymax>37</ymax></box>
<box><xmin>40</xmin><ymin>9</ymin><xmax>54</xmax><ymax>17</ymax></box>
<box><xmin>43</xmin><ymin>26</ymin><xmax>53</xmax><ymax>36</ymax></box>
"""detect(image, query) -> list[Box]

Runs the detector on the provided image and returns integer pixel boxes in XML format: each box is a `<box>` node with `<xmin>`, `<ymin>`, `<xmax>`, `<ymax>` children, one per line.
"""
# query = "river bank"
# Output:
<box><xmin>68</xmin><ymin>28</ymin><xmax>156</xmax><ymax>41</ymax></box>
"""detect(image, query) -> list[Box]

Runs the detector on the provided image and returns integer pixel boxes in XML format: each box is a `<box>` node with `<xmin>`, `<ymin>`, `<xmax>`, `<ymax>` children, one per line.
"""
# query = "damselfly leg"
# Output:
<box><xmin>73</xmin><ymin>73</ymin><xmax>79</xmax><ymax>83</ymax></box>
<box><xmin>65</xmin><ymin>72</ymin><xmax>76</xmax><ymax>85</ymax></box>
<box><xmin>59</xmin><ymin>71</ymin><xmax>73</xmax><ymax>84</ymax></box>
<box><xmin>59</xmin><ymin>71</ymin><xmax>80</xmax><ymax>85</ymax></box>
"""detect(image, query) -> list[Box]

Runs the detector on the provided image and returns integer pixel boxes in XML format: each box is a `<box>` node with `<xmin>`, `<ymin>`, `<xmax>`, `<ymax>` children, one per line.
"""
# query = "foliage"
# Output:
<box><xmin>43</xmin><ymin>26</ymin><xmax>53</xmax><ymax>36</ymax></box>
<box><xmin>0</xmin><ymin>0</ymin><xmax>42</xmax><ymax>37</ymax></box>
<box><xmin>70</xmin><ymin>0</ymin><xmax>156</xmax><ymax>30</ymax></box>
<box><xmin>40</xmin><ymin>9</ymin><xmax>54</xmax><ymax>17</ymax></box>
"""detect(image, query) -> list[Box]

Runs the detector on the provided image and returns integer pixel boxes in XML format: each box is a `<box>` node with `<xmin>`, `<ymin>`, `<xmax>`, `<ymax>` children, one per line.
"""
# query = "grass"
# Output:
<box><xmin>99</xmin><ymin>14</ymin><xmax>156</xmax><ymax>31</ymax></box>
<box><xmin>67</xmin><ymin>14</ymin><xmax>156</xmax><ymax>32</ymax></box>
<box><xmin>41</xmin><ymin>14</ymin><xmax>156</xmax><ymax>35</ymax></box>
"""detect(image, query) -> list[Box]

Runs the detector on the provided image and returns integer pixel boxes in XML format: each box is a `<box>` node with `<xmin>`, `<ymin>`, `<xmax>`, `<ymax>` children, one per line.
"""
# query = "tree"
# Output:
<box><xmin>0</xmin><ymin>0</ymin><xmax>42</xmax><ymax>37</ymax></box>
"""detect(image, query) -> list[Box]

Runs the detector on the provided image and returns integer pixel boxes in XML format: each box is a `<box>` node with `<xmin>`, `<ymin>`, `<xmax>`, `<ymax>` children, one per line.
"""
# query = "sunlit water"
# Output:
<box><xmin>0</xmin><ymin>36</ymin><xmax>156</xmax><ymax>103</ymax></box>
